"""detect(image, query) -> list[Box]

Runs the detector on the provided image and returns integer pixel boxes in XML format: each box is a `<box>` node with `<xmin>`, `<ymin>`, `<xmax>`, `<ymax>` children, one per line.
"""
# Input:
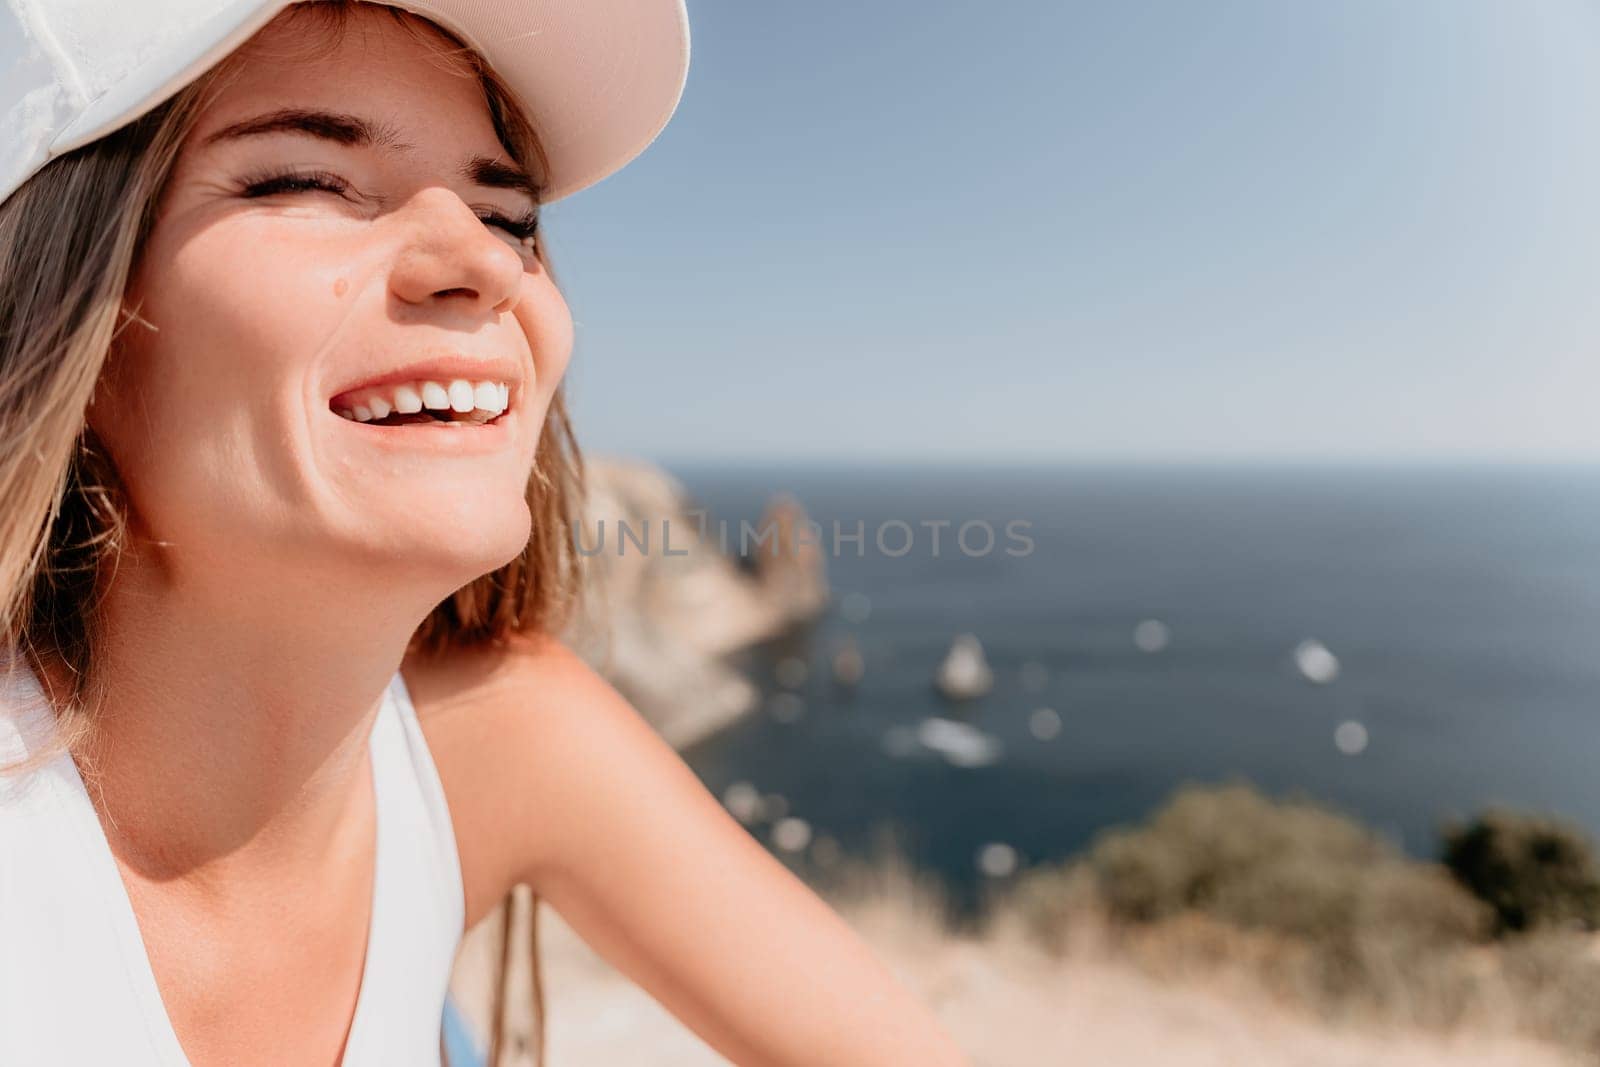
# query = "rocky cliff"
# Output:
<box><xmin>558</xmin><ymin>455</ymin><xmax>829</xmax><ymax>746</ymax></box>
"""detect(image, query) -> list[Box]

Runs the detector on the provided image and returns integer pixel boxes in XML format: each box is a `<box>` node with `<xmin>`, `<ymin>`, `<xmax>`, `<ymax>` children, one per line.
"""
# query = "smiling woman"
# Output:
<box><xmin>0</xmin><ymin>2</ymin><xmax>971</xmax><ymax>1066</ymax></box>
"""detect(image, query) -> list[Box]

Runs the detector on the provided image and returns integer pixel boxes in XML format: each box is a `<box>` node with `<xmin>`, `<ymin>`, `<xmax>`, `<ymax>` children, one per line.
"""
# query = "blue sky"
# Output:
<box><xmin>544</xmin><ymin>0</ymin><xmax>1600</xmax><ymax>465</ymax></box>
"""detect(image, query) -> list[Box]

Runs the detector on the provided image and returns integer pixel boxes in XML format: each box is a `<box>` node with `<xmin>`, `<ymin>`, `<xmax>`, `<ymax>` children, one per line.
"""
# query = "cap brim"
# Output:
<box><xmin>49</xmin><ymin>0</ymin><xmax>690</xmax><ymax>203</ymax></box>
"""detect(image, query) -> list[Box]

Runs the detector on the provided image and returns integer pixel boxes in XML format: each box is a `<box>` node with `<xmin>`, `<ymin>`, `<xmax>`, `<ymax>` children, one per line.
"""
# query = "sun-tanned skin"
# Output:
<box><xmin>45</xmin><ymin>5</ymin><xmax>968</xmax><ymax>1065</ymax></box>
<box><xmin>405</xmin><ymin>630</ymin><xmax>971</xmax><ymax>1067</ymax></box>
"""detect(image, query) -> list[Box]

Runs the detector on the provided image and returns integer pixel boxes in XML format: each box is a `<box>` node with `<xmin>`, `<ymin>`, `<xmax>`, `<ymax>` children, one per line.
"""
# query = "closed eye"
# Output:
<box><xmin>238</xmin><ymin>167</ymin><xmax>539</xmax><ymax>243</ymax></box>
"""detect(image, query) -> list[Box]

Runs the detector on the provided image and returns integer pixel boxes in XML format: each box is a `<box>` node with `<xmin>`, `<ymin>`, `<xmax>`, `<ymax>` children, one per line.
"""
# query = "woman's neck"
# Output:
<box><xmin>43</xmin><ymin>552</ymin><xmax>430</xmax><ymax>895</ymax></box>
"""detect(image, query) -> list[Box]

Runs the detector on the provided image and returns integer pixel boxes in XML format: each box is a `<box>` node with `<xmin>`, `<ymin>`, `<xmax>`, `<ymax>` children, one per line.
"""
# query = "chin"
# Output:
<box><xmin>439</xmin><ymin>503</ymin><xmax>534</xmax><ymax>572</ymax></box>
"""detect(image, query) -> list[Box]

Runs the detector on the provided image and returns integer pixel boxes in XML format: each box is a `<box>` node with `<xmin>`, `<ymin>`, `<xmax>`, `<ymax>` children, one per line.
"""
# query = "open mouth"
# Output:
<box><xmin>340</xmin><ymin>407</ymin><xmax>506</xmax><ymax>428</ymax></box>
<box><xmin>331</xmin><ymin>379</ymin><xmax>511</xmax><ymax>428</ymax></box>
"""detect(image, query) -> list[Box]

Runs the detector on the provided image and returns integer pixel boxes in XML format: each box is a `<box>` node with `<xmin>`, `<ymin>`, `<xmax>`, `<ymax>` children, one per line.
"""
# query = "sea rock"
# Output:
<box><xmin>560</xmin><ymin>455</ymin><xmax>830</xmax><ymax>747</ymax></box>
<box><xmin>935</xmin><ymin>632</ymin><xmax>993</xmax><ymax>701</ymax></box>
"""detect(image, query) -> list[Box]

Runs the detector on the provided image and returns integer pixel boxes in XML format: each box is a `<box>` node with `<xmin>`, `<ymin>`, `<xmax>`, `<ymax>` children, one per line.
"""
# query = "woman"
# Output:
<box><xmin>0</xmin><ymin>1</ymin><xmax>971</xmax><ymax>1064</ymax></box>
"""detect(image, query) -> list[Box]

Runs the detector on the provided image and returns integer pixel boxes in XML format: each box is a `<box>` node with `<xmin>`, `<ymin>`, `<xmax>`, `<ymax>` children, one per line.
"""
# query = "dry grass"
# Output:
<box><xmin>531</xmin><ymin>831</ymin><xmax>1585</xmax><ymax>1066</ymax></box>
<box><xmin>999</xmin><ymin>783</ymin><xmax>1600</xmax><ymax>1062</ymax></box>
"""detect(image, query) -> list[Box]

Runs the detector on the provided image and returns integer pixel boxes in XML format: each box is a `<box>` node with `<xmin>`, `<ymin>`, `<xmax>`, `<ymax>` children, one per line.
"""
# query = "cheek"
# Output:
<box><xmin>515</xmin><ymin>273</ymin><xmax>574</xmax><ymax>404</ymax></box>
<box><xmin>120</xmin><ymin>224</ymin><xmax>349</xmax><ymax>409</ymax></box>
<box><xmin>147</xmin><ymin>226</ymin><xmax>352</xmax><ymax>369</ymax></box>
<box><xmin>91</xmin><ymin>226</ymin><xmax>352</xmax><ymax>526</ymax></box>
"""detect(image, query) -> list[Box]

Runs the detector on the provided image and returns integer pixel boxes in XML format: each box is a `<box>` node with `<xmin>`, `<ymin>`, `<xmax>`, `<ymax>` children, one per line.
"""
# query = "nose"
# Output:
<box><xmin>387</xmin><ymin>186</ymin><xmax>525</xmax><ymax>318</ymax></box>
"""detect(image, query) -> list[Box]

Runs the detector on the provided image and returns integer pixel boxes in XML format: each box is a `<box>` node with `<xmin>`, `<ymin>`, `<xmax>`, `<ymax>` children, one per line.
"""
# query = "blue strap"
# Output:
<box><xmin>442</xmin><ymin>995</ymin><xmax>486</xmax><ymax>1067</ymax></box>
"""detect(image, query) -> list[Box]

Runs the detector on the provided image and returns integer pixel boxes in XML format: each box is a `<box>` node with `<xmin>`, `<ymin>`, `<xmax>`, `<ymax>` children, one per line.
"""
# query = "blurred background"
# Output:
<box><xmin>467</xmin><ymin>2</ymin><xmax>1600</xmax><ymax>1064</ymax></box>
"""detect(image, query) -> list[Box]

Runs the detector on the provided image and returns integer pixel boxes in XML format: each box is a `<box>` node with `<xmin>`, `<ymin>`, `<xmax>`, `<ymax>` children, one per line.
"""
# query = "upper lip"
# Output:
<box><xmin>327</xmin><ymin>351</ymin><xmax>524</xmax><ymax>405</ymax></box>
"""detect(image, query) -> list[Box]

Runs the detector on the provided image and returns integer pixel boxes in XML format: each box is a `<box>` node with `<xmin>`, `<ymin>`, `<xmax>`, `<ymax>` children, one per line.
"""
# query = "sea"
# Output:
<box><xmin>665</xmin><ymin>462</ymin><xmax>1600</xmax><ymax>917</ymax></box>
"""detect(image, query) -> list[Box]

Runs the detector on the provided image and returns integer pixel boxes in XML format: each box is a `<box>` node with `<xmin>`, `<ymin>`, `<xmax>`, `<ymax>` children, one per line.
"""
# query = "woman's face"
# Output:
<box><xmin>92</xmin><ymin>6</ymin><xmax>572</xmax><ymax>603</ymax></box>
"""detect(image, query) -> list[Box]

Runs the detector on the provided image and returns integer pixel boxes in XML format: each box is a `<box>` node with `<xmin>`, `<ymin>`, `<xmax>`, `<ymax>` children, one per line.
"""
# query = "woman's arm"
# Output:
<box><xmin>411</xmin><ymin>631</ymin><xmax>970</xmax><ymax>1067</ymax></box>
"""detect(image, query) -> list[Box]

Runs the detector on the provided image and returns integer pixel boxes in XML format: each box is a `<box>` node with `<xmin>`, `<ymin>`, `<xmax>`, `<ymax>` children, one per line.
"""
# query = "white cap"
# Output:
<box><xmin>0</xmin><ymin>0</ymin><xmax>690</xmax><ymax>206</ymax></box>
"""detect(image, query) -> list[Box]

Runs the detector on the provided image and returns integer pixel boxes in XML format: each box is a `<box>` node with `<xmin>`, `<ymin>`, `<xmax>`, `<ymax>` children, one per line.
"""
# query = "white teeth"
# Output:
<box><xmin>447</xmin><ymin>379</ymin><xmax>476</xmax><ymax>413</ymax></box>
<box><xmin>392</xmin><ymin>384</ymin><xmax>423</xmax><ymax>414</ymax></box>
<box><xmin>420</xmin><ymin>381</ymin><xmax>451</xmax><ymax>410</ymax></box>
<box><xmin>333</xmin><ymin>377</ymin><xmax>511</xmax><ymax>424</ymax></box>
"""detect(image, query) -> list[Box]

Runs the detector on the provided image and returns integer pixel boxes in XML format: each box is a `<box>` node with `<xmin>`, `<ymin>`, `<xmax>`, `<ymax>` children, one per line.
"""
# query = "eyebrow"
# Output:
<box><xmin>200</xmin><ymin>107</ymin><xmax>541</xmax><ymax>199</ymax></box>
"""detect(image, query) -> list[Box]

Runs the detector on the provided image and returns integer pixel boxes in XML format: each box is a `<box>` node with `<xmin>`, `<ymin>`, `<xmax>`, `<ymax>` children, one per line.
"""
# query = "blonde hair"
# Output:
<box><xmin>0</xmin><ymin>2</ymin><xmax>575</xmax><ymax>1062</ymax></box>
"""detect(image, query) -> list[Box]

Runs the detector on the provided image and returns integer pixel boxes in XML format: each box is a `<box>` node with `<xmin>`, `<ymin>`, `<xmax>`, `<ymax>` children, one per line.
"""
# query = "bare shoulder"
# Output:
<box><xmin>399</xmin><ymin>631</ymin><xmax>696</xmax><ymax>927</ymax></box>
<box><xmin>400</xmin><ymin>629</ymin><xmax>592</xmax><ymax>736</ymax></box>
<box><xmin>402</xmin><ymin>632</ymin><xmax>972</xmax><ymax>1065</ymax></box>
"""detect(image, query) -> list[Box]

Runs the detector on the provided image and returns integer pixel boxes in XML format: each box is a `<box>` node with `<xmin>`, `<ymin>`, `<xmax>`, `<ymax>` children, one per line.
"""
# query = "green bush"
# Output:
<box><xmin>1000</xmin><ymin>783</ymin><xmax>1600</xmax><ymax>1049</ymax></box>
<box><xmin>1007</xmin><ymin>781</ymin><xmax>1492</xmax><ymax>1002</ymax></box>
<box><xmin>1440</xmin><ymin>809</ymin><xmax>1600</xmax><ymax>934</ymax></box>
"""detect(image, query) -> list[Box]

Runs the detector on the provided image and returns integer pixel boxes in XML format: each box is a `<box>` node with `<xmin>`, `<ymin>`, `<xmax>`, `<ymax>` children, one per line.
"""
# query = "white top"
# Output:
<box><xmin>0</xmin><ymin>653</ymin><xmax>466</xmax><ymax>1066</ymax></box>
